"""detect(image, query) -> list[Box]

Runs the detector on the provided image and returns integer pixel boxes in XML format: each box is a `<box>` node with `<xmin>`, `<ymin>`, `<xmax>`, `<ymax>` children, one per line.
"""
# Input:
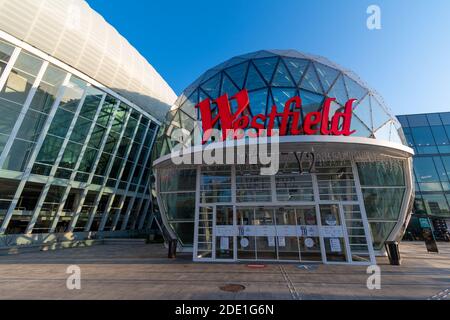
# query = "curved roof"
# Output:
<box><xmin>155</xmin><ymin>49</ymin><xmax>406</xmax><ymax>158</ymax></box>
<box><xmin>0</xmin><ymin>0</ymin><xmax>176</xmax><ymax>120</ymax></box>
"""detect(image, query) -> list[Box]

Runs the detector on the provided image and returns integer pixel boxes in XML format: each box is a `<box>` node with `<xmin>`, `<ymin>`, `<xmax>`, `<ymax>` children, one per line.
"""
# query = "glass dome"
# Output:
<box><xmin>154</xmin><ymin>49</ymin><xmax>406</xmax><ymax>158</ymax></box>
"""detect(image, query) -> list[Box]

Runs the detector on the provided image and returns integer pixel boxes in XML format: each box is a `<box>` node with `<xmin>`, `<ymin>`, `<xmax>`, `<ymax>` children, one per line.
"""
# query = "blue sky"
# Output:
<box><xmin>87</xmin><ymin>0</ymin><xmax>450</xmax><ymax>116</ymax></box>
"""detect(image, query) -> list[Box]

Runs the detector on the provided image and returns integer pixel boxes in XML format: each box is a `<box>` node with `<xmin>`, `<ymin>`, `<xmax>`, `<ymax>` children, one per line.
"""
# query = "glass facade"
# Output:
<box><xmin>0</xmin><ymin>38</ymin><xmax>159</xmax><ymax>236</ymax></box>
<box><xmin>397</xmin><ymin>112</ymin><xmax>450</xmax><ymax>240</ymax></box>
<box><xmin>154</xmin><ymin>50</ymin><xmax>414</xmax><ymax>263</ymax></box>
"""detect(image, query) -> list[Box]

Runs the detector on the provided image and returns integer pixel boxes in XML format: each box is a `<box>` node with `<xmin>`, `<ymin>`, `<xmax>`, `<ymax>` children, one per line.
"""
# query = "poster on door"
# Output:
<box><xmin>278</xmin><ymin>236</ymin><xmax>286</xmax><ymax>247</ymax></box>
<box><xmin>330</xmin><ymin>238</ymin><xmax>342</xmax><ymax>252</ymax></box>
<box><xmin>220</xmin><ymin>237</ymin><xmax>229</xmax><ymax>250</ymax></box>
<box><xmin>267</xmin><ymin>236</ymin><xmax>275</xmax><ymax>247</ymax></box>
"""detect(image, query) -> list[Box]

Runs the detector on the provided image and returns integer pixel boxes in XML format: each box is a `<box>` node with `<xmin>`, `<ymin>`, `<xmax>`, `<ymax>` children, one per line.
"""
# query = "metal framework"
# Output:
<box><xmin>0</xmin><ymin>32</ymin><xmax>160</xmax><ymax>236</ymax></box>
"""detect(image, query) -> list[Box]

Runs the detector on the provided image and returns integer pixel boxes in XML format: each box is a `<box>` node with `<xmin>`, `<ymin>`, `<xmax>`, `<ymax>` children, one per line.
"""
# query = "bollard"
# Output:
<box><xmin>168</xmin><ymin>239</ymin><xmax>177</xmax><ymax>259</ymax></box>
<box><xmin>385</xmin><ymin>241</ymin><xmax>401</xmax><ymax>265</ymax></box>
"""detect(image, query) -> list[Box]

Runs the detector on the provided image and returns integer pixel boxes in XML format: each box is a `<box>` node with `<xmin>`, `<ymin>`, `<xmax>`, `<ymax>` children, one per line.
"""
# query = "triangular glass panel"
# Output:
<box><xmin>179</xmin><ymin>90</ymin><xmax>198</xmax><ymax>119</ymax></box>
<box><xmin>221</xmin><ymin>74</ymin><xmax>240</xmax><ymax>97</ymax></box>
<box><xmin>248</xmin><ymin>89</ymin><xmax>269</xmax><ymax>118</ymax></box>
<box><xmin>389</xmin><ymin>122</ymin><xmax>404</xmax><ymax>144</ymax></box>
<box><xmin>343</xmin><ymin>75</ymin><xmax>368</xmax><ymax>102</ymax></box>
<box><xmin>253</xmin><ymin>57</ymin><xmax>278</xmax><ymax>83</ymax></box>
<box><xmin>314</xmin><ymin>62</ymin><xmax>339</xmax><ymax>93</ymax></box>
<box><xmin>272</xmin><ymin>60</ymin><xmax>295</xmax><ymax>87</ymax></box>
<box><xmin>271</xmin><ymin>88</ymin><xmax>297</xmax><ymax>113</ymax></box>
<box><xmin>353</xmin><ymin>95</ymin><xmax>372</xmax><ymax>131</ymax></box>
<box><xmin>224</xmin><ymin>62</ymin><xmax>248</xmax><ymax>90</ymax></box>
<box><xmin>327</xmin><ymin>74</ymin><xmax>348</xmax><ymax>106</ymax></box>
<box><xmin>374</xmin><ymin>120</ymin><xmax>392</xmax><ymax>141</ymax></box>
<box><xmin>245</xmin><ymin>63</ymin><xmax>266</xmax><ymax>90</ymax></box>
<box><xmin>283</xmin><ymin>58</ymin><xmax>308</xmax><ymax>85</ymax></box>
<box><xmin>200</xmin><ymin>73</ymin><xmax>221</xmax><ymax>99</ymax></box>
<box><xmin>327</xmin><ymin>100</ymin><xmax>344</xmax><ymax>123</ymax></box>
<box><xmin>179</xmin><ymin>110</ymin><xmax>195</xmax><ymax>133</ymax></box>
<box><xmin>350</xmin><ymin>115</ymin><xmax>372</xmax><ymax>138</ymax></box>
<box><xmin>300</xmin><ymin>63</ymin><xmax>323</xmax><ymax>94</ymax></box>
<box><xmin>370</xmin><ymin>95</ymin><xmax>391</xmax><ymax>130</ymax></box>
<box><xmin>299</xmin><ymin>90</ymin><xmax>324</xmax><ymax>115</ymax></box>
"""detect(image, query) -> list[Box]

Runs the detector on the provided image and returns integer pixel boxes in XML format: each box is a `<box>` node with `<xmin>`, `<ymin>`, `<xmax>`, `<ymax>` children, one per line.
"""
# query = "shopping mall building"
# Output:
<box><xmin>0</xmin><ymin>0</ymin><xmax>176</xmax><ymax>245</ymax></box>
<box><xmin>0</xmin><ymin>0</ymin><xmax>416</xmax><ymax>265</ymax></box>
<box><xmin>153</xmin><ymin>51</ymin><xmax>415</xmax><ymax>265</ymax></box>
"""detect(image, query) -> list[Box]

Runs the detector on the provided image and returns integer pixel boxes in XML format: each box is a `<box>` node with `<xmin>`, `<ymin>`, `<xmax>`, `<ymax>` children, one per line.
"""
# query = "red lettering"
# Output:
<box><xmin>304</xmin><ymin>112</ymin><xmax>321</xmax><ymax>134</ymax></box>
<box><xmin>195</xmin><ymin>89</ymin><xmax>357</xmax><ymax>141</ymax></box>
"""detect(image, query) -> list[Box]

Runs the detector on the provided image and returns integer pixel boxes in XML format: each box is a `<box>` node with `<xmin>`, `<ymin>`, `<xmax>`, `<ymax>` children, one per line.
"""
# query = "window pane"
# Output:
<box><xmin>414</xmin><ymin>157</ymin><xmax>440</xmax><ymax>182</ymax></box>
<box><xmin>59</xmin><ymin>142</ymin><xmax>82</xmax><ymax>169</ymax></box>
<box><xmin>79</xmin><ymin>87</ymin><xmax>104</xmax><ymax>119</ymax></box>
<box><xmin>0</xmin><ymin>52</ymin><xmax>43</xmax><ymax>105</ymax></box>
<box><xmin>58</xmin><ymin>77</ymin><xmax>86</xmax><ymax>113</ymax></box>
<box><xmin>17</xmin><ymin>109</ymin><xmax>48</xmax><ymax>142</ymax></box>
<box><xmin>88</xmin><ymin>125</ymin><xmax>106</xmax><ymax>148</ymax></box>
<box><xmin>430</xmin><ymin>126</ymin><xmax>449</xmax><ymax>145</ymax></box>
<box><xmin>362</xmin><ymin>188</ymin><xmax>405</xmax><ymax>220</ymax></box>
<box><xmin>2</xmin><ymin>139</ymin><xmax>35</xmax><ymax>171</ymax></box>
<box><xmin>29</xmin><ymin>64</ymin><xmax>66</xmax><ymax>113</ymax></box>
<box><xmin>0</xmin><ymin>99</ymin><xmax>21</xmax><ymax>135</ymax></box>
<box><xmin>0</xmin><ymin>40</ymin><xmax>14</xmax><ymax>77</ymax></box>
<box><xmin>411</xmin><ymin>126</ymin><xmax>435</xmax><ymax>146</ymax></box>
<box><xmin>70</xmin><ymin>116</ymin><xmax>92</xmax><ymax>143</ymax></box>
<box><xmin>35</xmin><ymin>135</ymin><xmax>64</xmax><ymax>165</ymax></box>
<box><xmin>357</xmin><ymin>160</ymin><xmax>405</xmax><ymax>186</ymax></box>
<box><xmin>48</xmin><ymin>108</ymin><xmax>74</xmax><ymax>138</ymax></box>
<box><xmin>78</xmin><ymin>147</ymin><xmax>97</xmax><ymax>173</ymax></box>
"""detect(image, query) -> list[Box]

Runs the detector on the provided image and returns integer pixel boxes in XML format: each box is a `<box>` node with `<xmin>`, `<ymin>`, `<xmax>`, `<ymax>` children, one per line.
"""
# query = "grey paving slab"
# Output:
<box><xmin>0</xmin><ymin>241</ymin><xmax>449</xmax><ymax>300</ymax></box>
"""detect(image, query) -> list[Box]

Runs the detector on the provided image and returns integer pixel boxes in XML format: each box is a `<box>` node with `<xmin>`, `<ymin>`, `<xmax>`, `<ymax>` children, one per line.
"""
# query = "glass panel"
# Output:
<box><xmin>362</xmin><ymin>188</ymin><xmax>405</xmax><ymax>220</ymax></box>
<box><xmin>314</xmin><ymin>62</ymin><xmax>339</xmax><ymax>92</ymax></box>
<box><xmin>320</xmin><ymin>205</ymin><xmax>346</xmax><ymax>262</ymax></box>
<box><xmin>283</xmin><ymin>58</ymin><xmax>309</xmax><ymax>85</ymax></box>
<box><xmin>16</xmin><ymin>109</ymin><xmax>47</xmax><ymax>142</ymax></box>
<box><xmin>58</xmin><ymin>77</ymin><xmax>85</xmax><ymax>113</ymax></box>
<box><xmin>414</xmin><ymin>157</ymin><xmax>439</xmax><ymax>182</ymax></box>
<box><xmin>0</xmin><ymin>99</ymin><xmax>20</xmax><ymax>135</ymax></box>
<box><xmin>79</xmin><ymin>87</ymin><xmax>104</xmax><ymax>120</ymax></box>
<box><xmin>370</xmin><ymin>222</ymin><xmax>396</xmax><ymax>250</ymax></box>
<box><xmin>411</xmin><ymin>126</ymin><xmax>435</xmax><ymax>146</ymax></box>
<box><xmin>224</xmin><ymin>62</ymin><xmax>248</xmax><ymax>89</ymax></box>
<box><xmin>244</xmin><ymin>63</ymin><xmax>266</xmax><ymax>90</ymax></box>
<box><xmin>35</xmin><ymin>135</ymin><xmax>64</xmax><ymax>165</ymax></box>
<box><xmin>253</xmin><ymin>57</ymin><xmax>278</xmax><ymax>83</ymax></box>
<box><xmin>159</xmin><ymin>168</ymin><xmax>196</xmax><ymax>192</ymax></box>
<box><xmin>0</xmin><ymin>40</ymin><xmax>14</xmax><ymax>77</ymax></box>
<box><xmin>0</xmin><ymin>51</ymin><xmax>42</xmax><ymax>105</ymax></box>
<box><xmin>59</xmin><ymin>141</ymin><xmax>82</xmax><ymax>169</ymax></box>
<box><xmin>77</xmin><ymin>147</ymin><xmax>97</xmax><ymax>173</ymax></box>
<box><xmin>2</xmin><ymin>139</ymin><xmax>35</xmax><ymax>172</ymax></box>
<box><xmin>48</xmin><ymin>108</ymin><xmax>74</xmax><ymax>138</ymax></box>
<box><xmin>357</xmin><ymin>160</ymin><xmax>405</xmax><ymax>186</ymax></box>
<box><xmin>300</xmin><ymin>63</ymin><xmax>322</xmax><ymax>94</ymax></box>
<box><xmin>272</xmin><ymin>60</ymin><xmax>294</xmax><ymax>87</ymax></box>
<box><xmin>29</xmin><ymin>64</ymin><xmax>66</xmax><ymax>113</ymax></box>
<box><xmin>70</xmin><ymin>116</ymin><xmax>92</xmax><ymax>143</ymax></box>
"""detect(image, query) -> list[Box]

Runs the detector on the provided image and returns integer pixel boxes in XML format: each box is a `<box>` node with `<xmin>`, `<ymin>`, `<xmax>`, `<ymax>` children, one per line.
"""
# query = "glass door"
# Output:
<box><xmin>214</xmin><ymin>206</ymin><xmax>235</xmax><ymax>261</ymax></box>
<box><xmin>195</xmin><ymin>205</ymin><xmax>214</xmax><ymax>260</ymax></box>
<box><xmin>319</xmin><ymin>204</ymin><xmax>350</xmax><ymax>263</ymax></box>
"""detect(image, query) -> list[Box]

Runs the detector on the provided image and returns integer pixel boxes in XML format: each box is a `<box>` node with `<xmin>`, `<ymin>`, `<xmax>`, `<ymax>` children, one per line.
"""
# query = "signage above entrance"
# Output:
<box><xmin>196</xmin><ymin>89</ymin><xmax>357</xmax><ymax>143</ymax></box>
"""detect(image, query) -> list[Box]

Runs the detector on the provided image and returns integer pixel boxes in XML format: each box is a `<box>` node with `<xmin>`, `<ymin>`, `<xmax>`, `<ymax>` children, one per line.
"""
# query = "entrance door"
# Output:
<box><xmin>235</xmin><ymin>206</ymin><xmax>324</xmax><ymax>262</ymax></box>
<box><xmin>195</xmin><ymin>205</ymin><xmax>235</xmax><ymax>261</ymax></box>
<box><xmin>318</xmin><ymin>204</ymin><xmax>350</xmax><ymax>263</ymax></box>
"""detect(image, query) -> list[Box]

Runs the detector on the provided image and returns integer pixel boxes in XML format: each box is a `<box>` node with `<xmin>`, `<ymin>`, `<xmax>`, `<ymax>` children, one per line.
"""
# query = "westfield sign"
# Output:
<box><xmin>196</xmin><ymin>89</ymin><xmax>357</xmax><ymax>143</ymax></box>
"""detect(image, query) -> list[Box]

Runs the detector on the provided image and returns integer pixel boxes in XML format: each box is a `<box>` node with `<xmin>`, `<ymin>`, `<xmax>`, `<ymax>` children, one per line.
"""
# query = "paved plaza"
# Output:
<box><xmin>0</xmin><ymin>241</ymin><xmax>449</xmax><ymax>300</ymax></box>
